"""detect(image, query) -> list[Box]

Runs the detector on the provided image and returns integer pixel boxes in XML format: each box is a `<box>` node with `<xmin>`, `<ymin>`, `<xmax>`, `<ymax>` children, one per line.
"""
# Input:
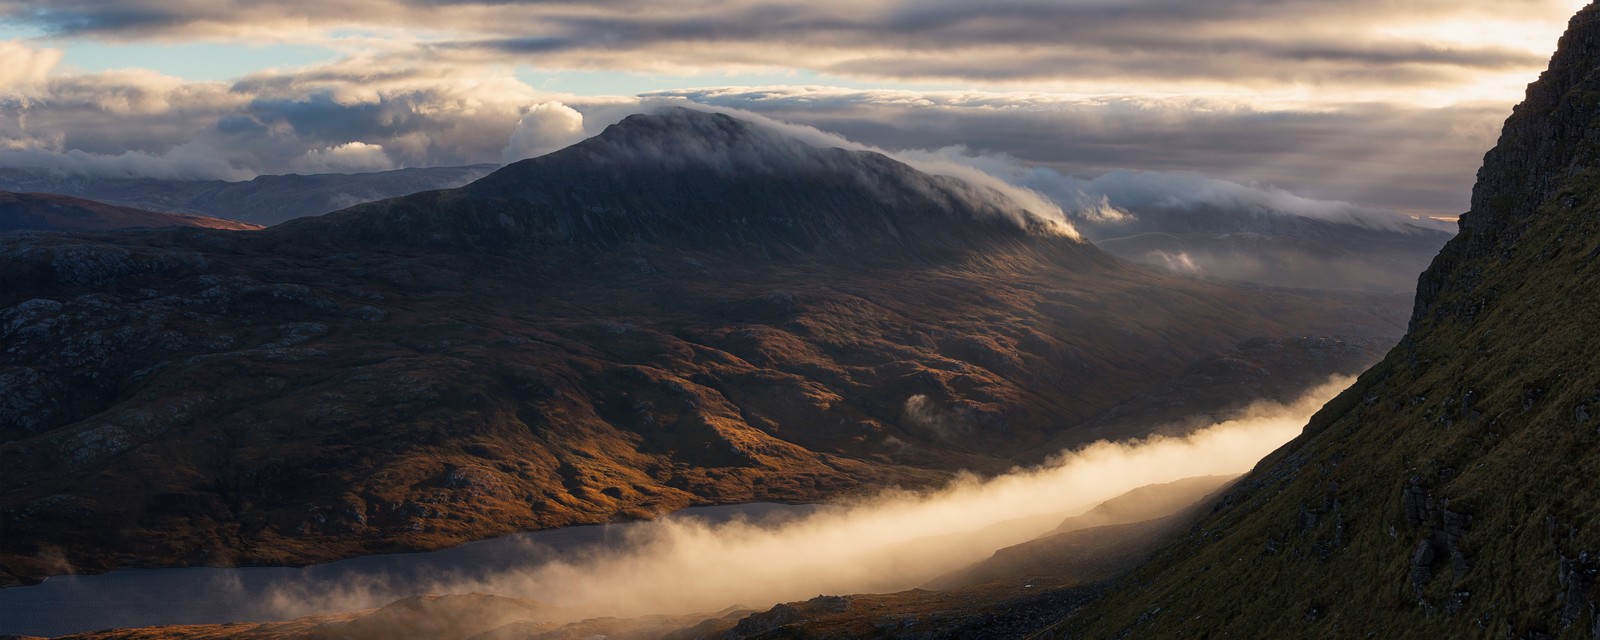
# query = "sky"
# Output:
<box><xmin>0</xmin><ymin>0</ymin><xmax>1590</xmax><ymax>218</ymax></box>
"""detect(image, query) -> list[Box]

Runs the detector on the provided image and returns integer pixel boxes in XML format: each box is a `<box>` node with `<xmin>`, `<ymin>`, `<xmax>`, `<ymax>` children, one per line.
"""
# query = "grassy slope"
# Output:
<box><xmin>1048</xmin><ymin>17</ymin><xmax>1600</xmax><ymax>637</ymax></box>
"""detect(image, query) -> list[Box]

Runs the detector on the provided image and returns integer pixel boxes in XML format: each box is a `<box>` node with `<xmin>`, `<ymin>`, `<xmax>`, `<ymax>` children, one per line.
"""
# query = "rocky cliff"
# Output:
<box><xmin>1041</xmin><ymin>4</ymin><xmax>1600</xmax><ymax>637</ymax></box>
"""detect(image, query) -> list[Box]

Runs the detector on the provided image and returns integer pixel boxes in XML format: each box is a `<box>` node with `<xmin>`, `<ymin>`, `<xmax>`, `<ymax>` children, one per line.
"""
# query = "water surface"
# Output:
<box><xmin>0</xmin><ymin>502</ymin><xmax>815</xmax><ymax>637</ymax></box>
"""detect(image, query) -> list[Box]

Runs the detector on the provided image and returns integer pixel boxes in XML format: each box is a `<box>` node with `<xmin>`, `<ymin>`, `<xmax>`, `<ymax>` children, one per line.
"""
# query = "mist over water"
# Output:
<box><xmin>262</xmin><ymin>375</ymin><xmax>1355</xmax><ymax>623</ymax></box>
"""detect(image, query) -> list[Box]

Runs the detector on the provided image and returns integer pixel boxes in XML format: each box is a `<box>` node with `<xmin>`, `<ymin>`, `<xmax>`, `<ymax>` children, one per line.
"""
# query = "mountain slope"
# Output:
<box><xmin>0</xmin><ymin>191</ymin><xmax>261</xmax><ymax>233</ymax></box>
<box><xmin>0</xmin><ymin>109</ymin><xmax>1405</xmax><ymax>587</ymax></box>
<box><xmin>1040</xmin><ymin>5</ymin><xmax>1600</xmax><ymax>637</ymax></box>
<box><xmin>0</xmin><ymin>165</ymin><xmax>497</xmax><ymax>226</ymax></box>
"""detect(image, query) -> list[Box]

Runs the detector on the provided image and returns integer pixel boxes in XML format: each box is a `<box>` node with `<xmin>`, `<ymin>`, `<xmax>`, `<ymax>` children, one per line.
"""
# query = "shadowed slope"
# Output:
<box><xmin>0</xmin><ymin>191</ymin><xmax>261</xmax><ymax>233</ymax></box>
<box><xmin>0</xmin><ymin>166</ymin><xmax>497</xmax><ymax>226</ymax></box>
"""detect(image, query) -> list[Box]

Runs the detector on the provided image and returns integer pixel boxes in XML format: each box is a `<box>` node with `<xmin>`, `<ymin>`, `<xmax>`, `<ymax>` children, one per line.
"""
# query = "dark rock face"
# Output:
<box><xmin>1416</xmin><ymin>5</ymin><xmax>1600</xmax><ymax>327</ymax></box>
<box><xmin>1046</xmin><ymin>5</ymin><xmax>1600</xmax><ymax>638</ymax></box>
<box><xmin>0</xmin><ymin>109</ymin><xmax>1406</xmax><ymax>586</ymax></box>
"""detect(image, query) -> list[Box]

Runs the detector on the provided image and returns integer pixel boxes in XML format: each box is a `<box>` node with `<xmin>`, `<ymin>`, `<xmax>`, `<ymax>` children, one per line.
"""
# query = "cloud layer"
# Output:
<box><xmin>259</xmin><ymin>376</ymin><xmax>1355</xmax><ymax>622</ymax></box>
<box><xmin>0</xmin><ymin>2</ymin><xmax>1583</xmax><ymax>215</ymax></box>
<box><xmin>0</xmin><ymin>45</ymin><xmax>602</xmax><ymax>179</ymax></box>
<box><xmin>2</xmin><ymin>1</ymin><xmax>1581</xmax><ymax>98</ymax></box>
<box><xmin>653</xmin><ymin>86</ymin><xmax>1511</xmax><ymax>217</ymax></box>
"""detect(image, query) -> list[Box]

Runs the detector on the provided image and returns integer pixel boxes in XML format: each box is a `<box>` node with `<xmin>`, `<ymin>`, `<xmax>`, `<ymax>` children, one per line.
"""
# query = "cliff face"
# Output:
<box><xmin>1052</xmin><ymin>5</ymin><xmax>1600</xmax><ymax>637</ymax></box>
<box><xmin>1417</xmin><ymin>4</ymin><xmax>1600</xmax><ymax>324</ymax></box>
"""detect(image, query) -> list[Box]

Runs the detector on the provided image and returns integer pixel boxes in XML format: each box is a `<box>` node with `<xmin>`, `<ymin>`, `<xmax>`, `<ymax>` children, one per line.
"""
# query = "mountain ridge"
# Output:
<box><xmin>274</xmin><ymin>109</ymin><xmax>1080</xmax><ymax>265</ymax></box>
<box><xmin>0</xmin><ymin>109</ymin><xmax>1404</xmax><ymax>589</ymax></box>
<box><xmin>0</xmin><ymin>191</ymin><xmax>262</xmax><ymax>233</ymax></box>
<box><xmin>0</xmin><ymin>165</ymin><xmax>498</xmax><ymax>226</ymax></box>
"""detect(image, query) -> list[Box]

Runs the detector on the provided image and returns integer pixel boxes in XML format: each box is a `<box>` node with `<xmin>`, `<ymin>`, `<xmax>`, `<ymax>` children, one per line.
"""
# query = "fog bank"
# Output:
<box><xmin>263</xmin><ymin>375</ymin><xmax>1354</xmax><ymax>623</ymax></box>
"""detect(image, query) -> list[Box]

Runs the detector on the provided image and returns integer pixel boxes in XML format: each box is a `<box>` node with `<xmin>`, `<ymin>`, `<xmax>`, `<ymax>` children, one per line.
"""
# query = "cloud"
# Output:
<box><xmin>290</xmin><ymin>141</ymin><xmax>393</xmax><ymax>173</ymax></box>
<box><xmin>0</xmin><ymin>142</ymin><xmax>258</xmax><ymax>181</ymax></box>
<box><xmin>649</xmin><ymin>86</ymin><xmax>1511</xmax><ymax>217</ymax></box>
<box><xmin>2</xmin><ymin>1</ymin><xmax>1578</xmax><ymax>96</ymax></box>
<box><xmin>0</xmin><ymin>58</ymin><xmax>585</xmax><ymax>179</ymax></box>
<box><xmin>0</xmin><ymin>51</ymin><xmax>1485</xmax><ymax>234</ymax></box>
<box><xmin>623</xmin><ymin>99</ymin><xmax>1076</xmax><ymax>235</ymax></box>
<box><xmin>0</xmin><ymin>40</ymin><xmax>61</xmax><ymax>96</ymax></box>
<box><xmin>502</xmin><ymin>101</ymin><xmax>586</xmax><ymax>162</ymax></box>
<box><xmin>257</xmin><ymin>375</ymin><xmax>1355</xmax><ymax>623</ymax></box>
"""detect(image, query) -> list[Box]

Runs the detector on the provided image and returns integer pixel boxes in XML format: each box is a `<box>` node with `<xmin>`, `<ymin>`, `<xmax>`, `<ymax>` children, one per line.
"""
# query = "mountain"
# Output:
<box><xmin>0</xmin><ymin>165</ymin><xmax>497</xmax><ymax>226</ymax></box>
<box><xmin>572</xmin><ymin>6</ymin><xmax>1600</xmax><ymax>638</ymax></box>
<box><xmin>1033</xmin><ymin>5</ymin><xmax>1600</xmax><ymax>637</ymax></box>
<box><xmin>0</xmin><ymin>191</ymin><xmax>261</xmax><ymax>233</ymax></box>
<box><xmin>1085</xmin><ymin>206</ymin><xmax>1455</xmax><ymax>292</ymax></box>
<box><xmin>0</xmin><ymin>108</ymin><xmax>1407</xmax><ymax>587</ymax></box>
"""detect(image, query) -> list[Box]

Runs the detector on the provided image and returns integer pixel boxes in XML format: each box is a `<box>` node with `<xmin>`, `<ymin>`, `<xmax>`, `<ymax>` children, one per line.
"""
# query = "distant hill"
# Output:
<box><xmin>0</xmin><ymin>165</ymin><xmax>498</xmax><ymax>226</ymax></box>
<box><xmin>0</xmin><ymin>108</ymin><xmax>1406</xmax><ymax>586</ymax></box>
<box><xmin>0</xmin><ymin>191</ymin><xmax>261</xmax><ymax>232</ymax></box>
<box><xmin>1085</xmin><ymin>205</ymin><xmax>1455</xmax><ymax>292</ymax></box>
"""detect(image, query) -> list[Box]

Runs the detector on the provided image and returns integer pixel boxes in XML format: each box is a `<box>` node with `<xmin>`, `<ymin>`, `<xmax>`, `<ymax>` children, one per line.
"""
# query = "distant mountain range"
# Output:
<box><xmin>0</xmin><ymin>165</ymin><xmax>497</xmax><ymax>226</ymax></box>
<box><xmin>0</xmin><ymin>191</ymin><xmax>261</xmax><ymax>233</ymax></box>
<box><xmin>0</xmin><ymin>141</ymin><xmax>1451</xmax><ymax>294</ymax></box>
<box><xmin>0</xmin><ymin>108</ymin><xmax>1407</xmax><ymax>586</ymax></box>
<box><xmin>1084</xmin><ymin>204</ymin><xmax>1455</xmax><ymax>292</ymax></box>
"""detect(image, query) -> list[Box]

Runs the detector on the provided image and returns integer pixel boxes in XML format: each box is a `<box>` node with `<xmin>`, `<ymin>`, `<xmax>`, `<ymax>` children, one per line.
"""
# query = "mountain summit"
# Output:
<box><xmin>280</xmin><ymin>108</ymin><xmax>1078</xmax><ymax>262</ymax></box>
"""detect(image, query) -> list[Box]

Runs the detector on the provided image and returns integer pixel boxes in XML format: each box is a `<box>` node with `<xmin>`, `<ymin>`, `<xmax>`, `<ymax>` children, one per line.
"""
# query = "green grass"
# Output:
<box><xmin>1048</xmin><ymin>168</ymin><xmax>1600</xmax><ymax>639</ymax></box>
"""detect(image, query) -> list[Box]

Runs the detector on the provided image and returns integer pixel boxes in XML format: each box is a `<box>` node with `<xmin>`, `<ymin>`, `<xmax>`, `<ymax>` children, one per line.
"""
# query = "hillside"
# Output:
<box><xmin>0</xmin><ymin>109</ymin><xmax>1406</xmax><ymax>587</ymax></box>
<box><xmin>0</xmin><ymin>165</ymin><xmax>497</xmax><ymax>226</ymax></box>
<box><xmin>1039</xmin><ymin>4</ymin><xmax>1600</xmax><ymax>637</ymax></box>
<box><xmin>0</xmin><ymin>191</ymin><xmax>261</xmax><ymax>233</ymax></box>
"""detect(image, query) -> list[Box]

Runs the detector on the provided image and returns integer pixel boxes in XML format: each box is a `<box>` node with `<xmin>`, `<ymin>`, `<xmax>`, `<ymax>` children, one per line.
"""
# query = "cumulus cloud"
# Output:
<box><xmin>290</xmin><ymin>141</ymin><xmax>393</xmax><ymax>173</ymax></box>
<box><xmin>502</xmin><ymin>101</ymin><xmax>586</xmax><ymax>162</ymax></box>
<box><xmin>0</xmin><ymin>40</ymin><xmax>61</xmax><ymax>96</ymax></box>
<box><xmin>0</xmin><ymin>58</ymin><xmax>595</xmax><ymax>179</ymax></box>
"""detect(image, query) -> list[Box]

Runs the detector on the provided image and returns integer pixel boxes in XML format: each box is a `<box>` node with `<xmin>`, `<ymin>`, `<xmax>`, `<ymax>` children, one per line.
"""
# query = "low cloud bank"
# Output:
<box><xmin>263</xmin><ymin>375</ymin><xmax>1355</xmax><ymax>623</ymax></box>
<box><xmin>903</xmin><ymin>147</ymin><xmax>1457</xmax><ymax>237</ymax></box>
